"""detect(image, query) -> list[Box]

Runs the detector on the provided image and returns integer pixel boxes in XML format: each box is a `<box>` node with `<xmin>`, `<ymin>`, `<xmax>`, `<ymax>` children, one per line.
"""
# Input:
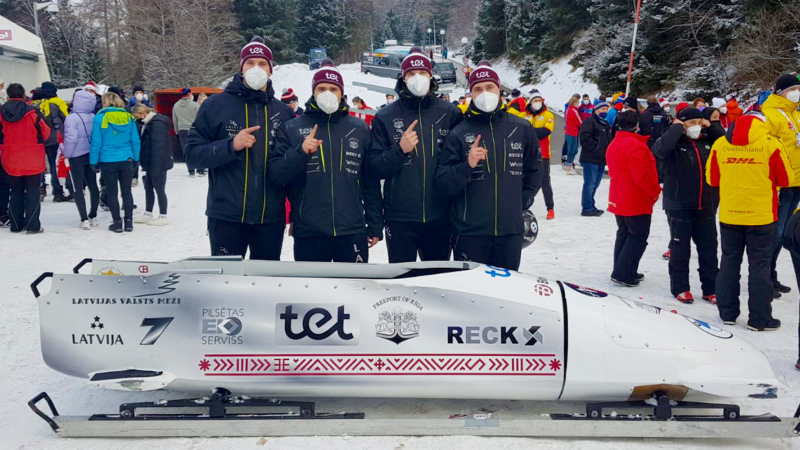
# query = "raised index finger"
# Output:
<box><xmin>307</xmin><ymin>124</ymin><xmax>319</xmax><ymax>139</ymax></box>
<box><xmin>472</xmin><ymin>135</ymin><xmax>482</xmax><ymax>148</ymax></box>
<box><xmin>405</xmin><ymin>120</ymin><xmax>419</xmax><ymax>134</ymax></box>
<box><xmin>242</xmin><ymin>126</ymin><xmax>261</xmax><ymax>134</ymax></box>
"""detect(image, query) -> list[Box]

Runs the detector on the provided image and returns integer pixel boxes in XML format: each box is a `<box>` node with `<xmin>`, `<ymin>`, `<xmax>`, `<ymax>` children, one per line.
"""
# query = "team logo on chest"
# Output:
<box><xmin>464</xmin><ymin>133</ymin><xmax>476</xmax><ymax>144</ymax></box>
<box><xmin>349</xmin><ymin>138</ymin><xmax>359</xmax><ymax>150</ymax></box>
<box><xmin>393</xmin><ymin>118</ymin><xmax>405</xmax><ymax>131</ymax></box>
<box><xmin>510</xmin><ymin>142</ymin><xmax>523</xmax><ymax>150</ymax></box>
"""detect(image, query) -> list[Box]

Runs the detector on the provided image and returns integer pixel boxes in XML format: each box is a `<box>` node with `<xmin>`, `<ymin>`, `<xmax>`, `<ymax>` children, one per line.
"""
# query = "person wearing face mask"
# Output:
<box><xmin>269</xmin><ymin>60</ymin><xmax>382</xmax><ymax>263</ymax></box>
<box><xmin>701</xmin><ymin>105</ymin><xmax>727</xmax><ymax>138</ymax></box>
<box><xmin>660</xmin><ymin>98</ymin><xmax>672</xmax><ymax>121</ymax></box>
<box><xmin>653</xmin><ymin>107</ymin><xmax>725</xmax><ymax>304</ymax></box>
<box><xmin>578</xmin><ymin>100</ymin><xmax>612</xmax><ymax>217</ymax></box>
<box><xmin>639</xmin><ymin>96</ymin><xmax>668</xmax><ymax>149</ymax></box>
<box><xmin>127</xmin><ymin>86</ymin><xmax>153</xmax><ymax>111</ymax></box>
<box><xmin>707</xmin><ymin>112</ymin><xmax>793</xmax><ymax>332</ymax></box>
<box><xmin>762</xmin><ymin>73</ymin><xmax>800</xmax><ymax>298</ymax></box>
<box><xmin>380</xmin><ymin>93</ymin><xmax>395</xmax><ymax>110</ymax></box>
<box><xmin>281</xmin><ymin>88</ymin><xmax>304</xmax><ymax>118</ymax></box>
<box><xmin>435</xmin><ymin>61</ymin><xmax>543</xmax><ymax>271</ymax></box>
<box><xmin>693</xmin><ymin>98</ymin><xmax>707</xmax><ymax>111</ymax></box>
<box><xmin>185</xmin><ymin>36</ymin><xmax>295</xmax><ymax>260</ymax></box>
<box><xmin>525</xmin><ymin>90</ymin><xmax>556</xmax><ymax>220</ymax></box>
<box><xmin>711</xmin><ymin>98</ymin><xmax>730</xmax><ymax>130</ymax></box>
<box><xmin>349</xmin><ymin>96</ymin><xmax>374</xmax><ymax>127</ymax></box>
<box><xmin>578</xmin><ymin>94</ymin><xmax>594</xmax><ymax>121</ymax></box>
<box><xmin>367</xmin><ymin>47</ymin><xmax>462</xmax><ymax>263</ymax></box>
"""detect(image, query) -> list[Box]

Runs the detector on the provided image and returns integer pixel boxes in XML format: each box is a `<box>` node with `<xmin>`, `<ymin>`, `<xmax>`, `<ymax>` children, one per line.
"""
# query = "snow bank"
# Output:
<box><xmin>492</xmin><ymin>57</ymin><xmax>600</xmax><ymax>114</ymax></box>
<box><xmin>270</xmin><ymin>63</ymin><xmax>398</xmax><ymax>111</ymax></box>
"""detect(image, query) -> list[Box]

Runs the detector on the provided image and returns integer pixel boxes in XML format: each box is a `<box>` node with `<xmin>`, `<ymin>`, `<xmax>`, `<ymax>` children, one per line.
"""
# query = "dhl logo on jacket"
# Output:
<box><xmin>706</xmin><ymin>114</ymin><xmax>794</xmax><ymax>226</ymax></box>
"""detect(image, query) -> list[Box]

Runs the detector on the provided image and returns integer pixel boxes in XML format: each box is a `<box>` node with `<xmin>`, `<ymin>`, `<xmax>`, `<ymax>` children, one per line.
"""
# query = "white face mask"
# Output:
<box><xmin>686</xmin><ymin>125</ymin><xmax>702</xmax><ymax>140</ymax></box>
<box><xmin>583</xmin><ymin>100</ymin><xmax>590</xmax><ymax>105</ymax></box>
<box><xmin>406</xmin><ymin>74</ymin><xmax>431</xmax><ymax>97</ymax></box>
<box><xmin>135</xmin><ymin>93</ymin><xmax>143</xmax><ymax>101</ymax></box>
<box><xmin>474</xmin><ymin>91</ymin><xmax>499</xmax><ymax>113</ymax></box>
<box><xmin>718</xmin><ymin>106</ymin><xmax>728</xmax><ymax>114</ymax></box>
<box><xmin>244</xmin><ymin>66</ymin><xmax>269</xmax><ymax>91</ymax></box>
<box><xmin>786</xmin><ymin>90</ymin><xmax>800</xmax><ymax>104</ymax></box>
<box><xmin>663</xmin><ymin>107</ymin><xmax>671</xmax><ymax>113</ymax></box>
<box><xmin>531</xmin><ymin>102</ymin><xmax>543</xmax><ymax>111</ymax></box>
<box><xmin>387</xmin><ymin>98</ymin><xmax>394</xmax><ymax>104</ymax></box>
<box><xmin>316</xmin><ymin>90</ymin><xmax>340</xmax><ymax>115</ymax></box>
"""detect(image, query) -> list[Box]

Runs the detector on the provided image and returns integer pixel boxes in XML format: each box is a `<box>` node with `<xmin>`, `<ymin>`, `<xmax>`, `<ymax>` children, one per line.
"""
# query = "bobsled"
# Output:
<box><xmin>32</xmin><ymin>257</ymin><xmax>784</xmax><ymax>403</ymax></box>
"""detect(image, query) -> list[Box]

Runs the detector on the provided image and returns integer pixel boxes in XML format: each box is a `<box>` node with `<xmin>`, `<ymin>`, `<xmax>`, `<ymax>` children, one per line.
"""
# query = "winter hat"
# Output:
<box><xmin>132</xmin><ymin>85</ymin><xmax>145</xmax><ymax>95</ymax></box>
<box><xmin>469</xmin><ymin>60</ymin><xmax>500</xmax><ymax>91</ymax></box>
<box><xmin>623</xmin><ymin>96</ymin><xmax>639</xmax><ymax>110</ymax></box>
<box><xmin>181</xmin><ymin>88</ymin><xmax>192</xmax><ymax>97</ymax></box>
<box><xmin>281</xmin><ymin>87</ymin><xmax>298</xmax><ymax>103</ymax></box>
<box><xmin>702</xmin><ymin>107</ymin><xmax>718</xmax><ymax>121</ymax></box>
<box><xmin>401</xmin><ymin>47</ymin><xmax>433</xmax><ymax>78</ymax></box>
<box><xmin>594</xmin><ymin>101</ymin><xmax>610</xmax><ymax>110</ymax></box>
<box><xmin>677</xmin><ymin>106</ymin><xmax>703</xmax><ymax>121</ymax></box>
<box><xmin>712</xmin><ymin>98</ymin><xmax>726</xmax><ymax>109</ymax></box>
<box><xmin>511</xmin><ymin>88</ymin><xmax>521</xmax><ymax>98</ymax></box>
<box><xmin>775</xmin><ymin>73</ymin><xmax>800</xmax><ymax>94</ymax></box>
<box><xmin>659</xmin><ymin>98</ymin><xmax>670</xmax><ymax>108</ymax></box>
<box><xmin>675</xmin><ymin>102</ymin><xmax>690</xmax><ymax>115</ymax></box>
<box><xmin>83</xmin><ymin>81</ymin><xmax>98</xmax><ymax>94</ymax></box>
<box><xmin>529</xmin><ymin>90</ymin><xmax>543</xmax><ymax>101</ymax></box>
<box><xmin>312</xmin><ymin>59</ymin><xmax>344</xmax><ymax>94</ymax></box>
<box><xmin>108</xmin><ymin>86</ymin><xmax>126</xmax><ymax>101</ymax></box>
<box><xmin>240</xmin><ymin>36</ymin><xmax>274</xmax><ymax>73</ymax></box>
<box><xmin>41</xmin><ymin>81</ymin><xmax>57</xmax><ymax>95</ymax></box>
<box><xmin>614</xmin><ymin>97</ymin><xmax>625</xmax><ymax>105</ymax></box>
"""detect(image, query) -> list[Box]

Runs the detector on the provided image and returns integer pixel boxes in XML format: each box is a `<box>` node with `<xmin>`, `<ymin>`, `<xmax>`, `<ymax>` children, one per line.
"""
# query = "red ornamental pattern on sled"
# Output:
<box><xmin>198</xmin><ymin>354</ymin><xmax>563</xmax><ymax>376</ymax></box>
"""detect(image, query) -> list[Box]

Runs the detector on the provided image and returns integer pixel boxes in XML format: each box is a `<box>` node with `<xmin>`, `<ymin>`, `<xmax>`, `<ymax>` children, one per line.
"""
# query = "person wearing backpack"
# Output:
<box><xmin>37</xmin><ymin>81</ymin><xmax>71</xmax><ymax>202</ymax></box>
<box><xmin>63</xmin><ymin>89</ymin><xmax>99</xmax><ymax>230</ymax></box>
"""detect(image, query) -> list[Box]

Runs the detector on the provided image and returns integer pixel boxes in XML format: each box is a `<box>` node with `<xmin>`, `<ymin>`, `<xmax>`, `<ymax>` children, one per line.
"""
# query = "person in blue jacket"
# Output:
<box><xmin>90</xmin><ymin>92</ymin><xmax>140</xmax><ymax>233</ymax></box>
<box><xmin>185</xmin><ymin>37</ymin><xmax>295</xmax><ymax>260</ymax></box>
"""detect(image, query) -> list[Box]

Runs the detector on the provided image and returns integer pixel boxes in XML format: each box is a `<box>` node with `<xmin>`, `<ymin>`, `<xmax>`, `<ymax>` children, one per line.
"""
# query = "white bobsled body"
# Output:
<box><xmin>35</xmin><ymin>257</ymin><xmax>783</xmax><ymax>402</ymax></box>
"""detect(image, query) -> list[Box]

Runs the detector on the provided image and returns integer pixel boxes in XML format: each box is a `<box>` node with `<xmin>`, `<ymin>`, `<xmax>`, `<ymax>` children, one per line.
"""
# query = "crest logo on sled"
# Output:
<box><xmin>277</xmin><ymin>303</ymin><xmax>359</xmax><ymax>345</ymax></box>
<box><xmin>685</xmin><ymin>316</ymin><xmax>732</xmax><ymax>339</ymax></box>
<box><xmin>374</xmin><ymin>296</ymin><xmax>422</xmax><ymax>345</ymax></box>
<box><xmin>98</xmin><ymin>266</ymin><xmax>122</xmax><ymax>276</ymax></box>
<box><xmin>534</xmin><ymin>284</ymin><xmax>553</xmax><ymax>297</ymax></box>
<box><xmin>564</xmin><ymin>282</ymin><xmax>607</xmax><ymax>298</ymax></box>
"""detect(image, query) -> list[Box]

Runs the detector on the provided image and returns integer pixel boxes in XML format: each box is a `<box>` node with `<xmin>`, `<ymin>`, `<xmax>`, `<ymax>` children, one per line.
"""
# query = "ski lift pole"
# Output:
<box><xmin>625</xmin><ymin>0</ymin><xmax>643</xmax><ymax>97</ymax></box>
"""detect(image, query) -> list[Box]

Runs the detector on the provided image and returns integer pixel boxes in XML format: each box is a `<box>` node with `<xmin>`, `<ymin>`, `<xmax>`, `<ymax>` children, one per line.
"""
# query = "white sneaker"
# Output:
<box><xmin>134</xmin><ymin>213</ymin><xmax>154</xmax><ymax>224</ymax></box>
<box><xmin>132</xmin><ymin>178</ymin><xmax>139</xmax><ymax>187</ymax></box>
<box><xmin>147</xmin><ymin>216</ymin><xmax>169</xmax><ymax>226</ymax></box>
<box><xmin>80</xmin><ymin>220</ymin><xmax>91</xmax><ymax>230</ymax></box>
<box><xmin>89</xmin><ymin>218</ymin><xmax>99</xmax><ymax>227</ymax></box>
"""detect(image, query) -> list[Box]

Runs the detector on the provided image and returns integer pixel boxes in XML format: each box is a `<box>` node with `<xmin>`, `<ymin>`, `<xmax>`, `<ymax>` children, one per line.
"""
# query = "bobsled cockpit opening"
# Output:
<box><xmin>242</xmin><ymin>261</ymin><xmax>479</xmax><ymax>279</ymax></box>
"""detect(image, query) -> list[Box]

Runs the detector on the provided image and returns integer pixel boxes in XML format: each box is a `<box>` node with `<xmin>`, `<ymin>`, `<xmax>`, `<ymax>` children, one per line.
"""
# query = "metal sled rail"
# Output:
<box><xmin>29</xmin><ymin>392</ymin><xmax>800</xmax><ymax>439</ymax></box>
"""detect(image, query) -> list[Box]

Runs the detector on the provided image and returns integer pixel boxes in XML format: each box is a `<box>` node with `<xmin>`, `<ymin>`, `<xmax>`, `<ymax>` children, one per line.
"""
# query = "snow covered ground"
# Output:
<box><xmin>492</xmin><ymin>57</ymin><xmax>601</xmax><ymax>114</ymax></box>
<box><xmin>3</xmin><ymin>161</ymin><xmax>800</xmax><ymax>449</ymax></box>
<box><xmin>271</xmin><ymin>63</ymin><xmax>398</xmax><ymax>111</ymax></box>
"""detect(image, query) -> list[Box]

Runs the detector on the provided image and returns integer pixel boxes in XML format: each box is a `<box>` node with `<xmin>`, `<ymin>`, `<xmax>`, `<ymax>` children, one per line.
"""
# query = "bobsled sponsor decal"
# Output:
<box><xmin>140</xmin><ymin>317</ymin><xmax>173</xmax><ymax>345</ymax></box>
<box><xmin>447</xmin><ymin>325</ymin><xmax>543</xmax><ymax>346</ymax></box>
<box><xmin>619</xmin><ymin>298</ymin><xmax>661</xmax><ymax>315</ymax></box>
<box><xmin>374</xmin><ymin>296</ymin><xmax>422</xmax><ymax>345</ymax></box>
<box><xmin>201</xmin><ymin>308</ymin><xmax>244</xmax><ymax>345</ymax></box>
<box><xmin>685</xmin><ymin>316</ymin><xmax>732</xmax><ymax>339</ymax></box>
<box><xmin>138</xmin><ymin>265</ymin><xmax>149</xmax><ymax>274</ymax></box>
<box><xmin>71</xmin><ymin>274</ymin><xmax>182</xmax><ymax>306</ymax></box>
<box><xmin>72</xmin><ymin>316</ymin><xmax>124</xmax><ymax>346</ymax></box>
<box><xmin>276</xmin><ymin>303</ymin><xmax>359</xmax><ymax>345</ymax></box>
<box><xmin>97</xmin><ymin>266</ymin><xmax>123</xmax><ymax>276</ymax></box>
<box><xmin>564</xmin><ymin>282</ymin><xmax>608</xmax><ymax>298</ymax></box>
<box><xmin>484</xmin><ymin>265</ymin><xmax>511</xmax><ymax>278</ymax></box>
<box><xmin>197</xmin><ymin>353</ymin><xmax>562</xmax><ymax>376</ymax></box>
<box><xmin>534</xmin><ymin>284</ymin><xmax>553</xmax><ymax>297</ymax></box>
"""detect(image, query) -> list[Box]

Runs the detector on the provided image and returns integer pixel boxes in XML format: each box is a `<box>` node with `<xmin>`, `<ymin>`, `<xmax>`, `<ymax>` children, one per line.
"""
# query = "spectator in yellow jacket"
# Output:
<box><xmin>707</xmin><ymin>112</ymin><xmax>793</xmax><ymax>331</ymax></box>
<box><xmin>762</xmin><ymin>73</ymin><xmax>800</xmax><ymax>298</ymax></box>
<box><xmin>36</xmin><ymin>82</ymin><xmax>71</xmax><ymax>202</ymax></box>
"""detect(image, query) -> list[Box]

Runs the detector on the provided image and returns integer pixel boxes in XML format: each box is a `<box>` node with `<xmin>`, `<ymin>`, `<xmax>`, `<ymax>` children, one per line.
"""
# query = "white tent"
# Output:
<box><xmin>0</xmin><ymin>14</ymin><xmax>51</xmax><ymax>92</ymax></box>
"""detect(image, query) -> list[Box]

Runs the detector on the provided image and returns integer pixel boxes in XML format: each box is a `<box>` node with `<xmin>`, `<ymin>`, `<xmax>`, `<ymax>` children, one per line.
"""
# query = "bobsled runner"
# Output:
<box><xmin>29</xmin><ymin>257</ymin><xmax>800</xmax><ymax>439</ymax></box>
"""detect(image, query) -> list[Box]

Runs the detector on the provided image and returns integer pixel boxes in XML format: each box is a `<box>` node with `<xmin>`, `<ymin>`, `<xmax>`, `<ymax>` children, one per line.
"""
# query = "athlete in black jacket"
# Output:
<box><xmin>435</xmin><ymin>62</ymin><xmax>542</xmax><ymax>271</ymax></box>
<box><xmin>269</xmin><ymin>62</ymin><xmax>382</xmax><ymax>263</ymax></box>
<box><xmin>185</xmin><ymin>38</ymin><xmax>295</xmax><ymax>260</ymax></box>
<box><xmin>368</xmin><ymin>48</ymin><xmax>463</xmax><ymax>263</ymax></box>
<box><xmin>653</xmin><ymin>107</ymin><xmax>725</xmax><ymax>303</ymax></box>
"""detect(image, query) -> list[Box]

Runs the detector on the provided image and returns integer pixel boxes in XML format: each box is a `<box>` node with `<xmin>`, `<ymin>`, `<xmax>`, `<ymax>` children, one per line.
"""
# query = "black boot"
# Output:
<box><xmin>124</xmin><ymin>217</ymin><xmax>133</xmax><ymax>232</ymax></box>
<box><xmin>775</xmin><ymin>281</ymin><xmax>792</xmax><ymax>294</ymax></box>
<box><xmin>109</xmin><ymin>219</ymin><xmax>123</xmax><ymax>233</ymax></box>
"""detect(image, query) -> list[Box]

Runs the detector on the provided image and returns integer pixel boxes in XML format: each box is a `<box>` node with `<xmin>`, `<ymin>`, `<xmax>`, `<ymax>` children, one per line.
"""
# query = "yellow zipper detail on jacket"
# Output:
<box><xmin>261</xmin><ymin>105</ymin><xmax>269</xmax><ymax>223</ymax></box>
<box><xmin>242</xmin><ymin>104</ymin><xmax>250</xmax><ymax>223</ymax></box>
<box><xmin>328</xmin><ymin>116</ymin><xmax>336</xmax><ymax>236</ymax></box>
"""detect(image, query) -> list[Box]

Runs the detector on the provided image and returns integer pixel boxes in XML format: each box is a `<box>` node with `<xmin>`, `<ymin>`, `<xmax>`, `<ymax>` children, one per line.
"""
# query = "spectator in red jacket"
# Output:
<box><xmin>578</xmin><ymin>94</ymin><xmax>594</xmax><ymax>120</ymax></box>
<box><xmin>0</xmin><ymin>83</ymin><xmax>51</xmax><ymax>233</ymax></box>
<box><xmin>565</xmin><ymin>94</ymin><xmax>582</xmax><ymax>174</ymax></box>
<box><xmin>607</xmin><ymin>111</ymin><xmax>662</xmax><ymax>286</ymax></box>
<box><xmin>351</xmin><ymin>96</ymin><xmax>374</xmax><ymax>127</ymax></box>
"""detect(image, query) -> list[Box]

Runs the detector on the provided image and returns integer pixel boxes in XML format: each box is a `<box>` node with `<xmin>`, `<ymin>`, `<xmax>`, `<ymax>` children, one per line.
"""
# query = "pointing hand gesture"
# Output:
<box><xmin>467</xmin><ymin>135</ymin><xmax>486</xmax><ymax>168</ymax></box>
<box><xmin>399</xmin><ymin>120</ymin><xmax>419</xmax><ymax>154</ymax></box>
<box><xmin>232</xmin><ymin>126</ymin><xmax>260</xmax><ymax>151</ymax></box>
<box><xmin>302</xmin><ymin>124</ymin><xmax>321</xmax><ymax>154</ymax></box>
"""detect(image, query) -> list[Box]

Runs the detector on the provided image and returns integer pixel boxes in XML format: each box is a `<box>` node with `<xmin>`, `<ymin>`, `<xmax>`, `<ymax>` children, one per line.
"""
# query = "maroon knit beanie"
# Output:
<box><xmin>401</xmin><ymin>47</ymin><xmax>433</xmax><ymax>78</ymax></box>
<box><xmin>240</xmin><ymin>36</ymin><xmax>274</xmax><ymax>72</ymax></box>
<box><xmin>312</xmin><ymin>60</ymin><xmax>344</xmax><ymax>94</ymax></box>
<box><xmin>469</xmin><ymin>60</ymin><xmax>500</xmax><ymax>91</ymax></box>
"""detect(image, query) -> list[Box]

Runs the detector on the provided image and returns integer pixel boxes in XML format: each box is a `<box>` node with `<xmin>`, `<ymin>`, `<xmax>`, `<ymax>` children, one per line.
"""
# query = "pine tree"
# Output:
<box><xmin>296</xmin><ymin>0</ymin><xmax>350</xmax><ymax>60</ymax></box>
<box><xmin>473</xmin><ymin>0</ymin><xmax>506</xmax><ymax>60</ymax></box>
<box><xmin>234</xmin><ymin>0</ymin><xmax>302</xmax><ymax>63</ymax></box>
